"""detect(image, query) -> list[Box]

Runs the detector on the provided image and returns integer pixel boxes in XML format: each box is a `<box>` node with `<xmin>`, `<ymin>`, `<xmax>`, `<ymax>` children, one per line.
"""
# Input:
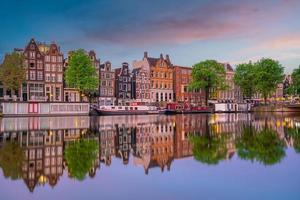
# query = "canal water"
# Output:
<box><xmin>0</xmin><ymin>113</ymin><xmax>299</xmax><ymax>200</ymax></box>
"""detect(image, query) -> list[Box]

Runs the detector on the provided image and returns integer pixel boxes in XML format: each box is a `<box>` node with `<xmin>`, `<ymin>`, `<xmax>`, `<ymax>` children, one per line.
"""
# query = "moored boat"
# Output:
<box><xmin>165</xmin><ymin>103</ymin><xmax>211</xmax><ymax>114</ymax></box>
<box><xmin>96</xmin><ymin>105</ymin><xmax>158</xmax><ymax>115</ymax></box>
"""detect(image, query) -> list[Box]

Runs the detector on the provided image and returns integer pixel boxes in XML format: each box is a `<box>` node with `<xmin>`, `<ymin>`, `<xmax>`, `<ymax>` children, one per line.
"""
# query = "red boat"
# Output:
<box><xmin>165</xmin><ymin>103</ymin><xmax>211</xmax><ymax>114</ymax></box>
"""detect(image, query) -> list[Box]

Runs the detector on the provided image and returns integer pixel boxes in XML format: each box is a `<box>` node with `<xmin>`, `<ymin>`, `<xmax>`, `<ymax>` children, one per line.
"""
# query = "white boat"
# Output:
<box><xmin>214</xmin><ymin>103</ymin><xmax>252</xmax><ymax>113</ymax></box>
<box><xmin>96</xmin><ymin>105</ymin><xmax>159</xmax><ymax>115</ymax></box>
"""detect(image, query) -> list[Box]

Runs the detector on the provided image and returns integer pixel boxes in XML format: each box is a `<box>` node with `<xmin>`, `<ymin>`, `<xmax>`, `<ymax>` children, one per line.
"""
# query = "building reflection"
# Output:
<box><xmin>0</xmin><ymin>114</ymin><xmax>300</xmax><ymax>191</ymax></box>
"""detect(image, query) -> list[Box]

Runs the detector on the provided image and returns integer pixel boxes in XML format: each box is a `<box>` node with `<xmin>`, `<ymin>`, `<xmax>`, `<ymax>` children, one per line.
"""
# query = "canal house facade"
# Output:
<box><xmin>173</xmin><ymin>65</ymin><xmax>206</xmax><ymax>105</ymax></box>
<box><xmin>99</xmin><ymin>61</ymin><xmax>116</xmax><ymax>106</ymax></box>
<box><xmin>115</xmin><ymin>62</ymin><xmax>133</xmax><ymax>105</ymax></box>
<box><xmin>133</xmin><ymin>52</ymin><xmax>174</xmax><ymax>104</ymax></box>
<box><xmin>23</xmin><ymin>38</ymin><xmax>45</xmax><ymax>101</ymax></box>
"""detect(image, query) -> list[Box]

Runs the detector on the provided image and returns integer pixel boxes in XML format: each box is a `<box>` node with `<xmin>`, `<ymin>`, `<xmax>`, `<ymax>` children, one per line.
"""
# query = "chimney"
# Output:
<box><xmin>144</xmin><ymin>51</ymin><xmax>148</xmax><ymax>58</ymax></box>
<box><xmin>160</xmin><ymin>53</ymin><xmax>163</xmax><ymax>59</ymax></box>
<box><xmin>166</xmin><ymin>54</ymin><xmax>170</xmax><ymax>62</ymax></box>
<box><xmin>122</xmin><ymin>62</ymin><xmax>129</xmax><ymax>68</ymax></box>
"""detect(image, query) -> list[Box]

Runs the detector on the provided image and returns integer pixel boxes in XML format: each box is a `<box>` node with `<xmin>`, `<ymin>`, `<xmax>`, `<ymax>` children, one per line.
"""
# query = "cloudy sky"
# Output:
<box><xmin>0</xmin><ymin>0</ymin><xmax>300</xmax><ymax>72</ymax></box>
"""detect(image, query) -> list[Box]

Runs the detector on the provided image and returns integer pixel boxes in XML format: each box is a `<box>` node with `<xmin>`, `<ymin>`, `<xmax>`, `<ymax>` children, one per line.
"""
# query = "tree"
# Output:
<box><xmin>0</xmin><ymin>142</ymin><xmax>24</xmax><ymax>180</ymax></box>
<box><xmin>65</xmin><ymin>49</ymin><xmax>99</xmax><ymax>102</ymax></box>
<box><xmin>285</xmin><ymin>127</ymin><xmax>300</xmax><ymax>153</ymax></box>
<box><xmin>255</xmin><ymin>58</ymin><xmax>284</xmax><ymax>104</ymax></box>
<box><xmin>64</xmin><ymin>139</ymin><xmax>99</xmax><ymax>180</ymax></box>
<box><xmin>0</xmin><ymin>52</ymin><xmax>26</xmax><ymax>96</ymax></box>
<box><xmin>234</xmin><ymin>62</ymin><xmax>256</xmax><ymax>99</ymax></box>
<box><xmin>189</xmin><ymin>60</ymin><xmax>227</xmax><ymax>105</ymax></box>
<box><xmin>236</xmin><ymin>125</ymin><xmax>285</xmax><ymax>165</ymax></box>
<box><xmin>286</xmin><ymin>66</ymin><xmax>300</xmax><ymax>96</ymax></box>
<box><xmin>189</xmin><ymin>133</ymin><xmax>228</xmax><ymax>165</ymax></box>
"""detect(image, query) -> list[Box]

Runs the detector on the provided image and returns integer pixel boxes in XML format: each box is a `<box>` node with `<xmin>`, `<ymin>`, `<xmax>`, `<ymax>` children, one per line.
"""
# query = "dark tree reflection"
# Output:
<box><xmin>285</xmin><ymin>127</ymin><xmax>300</xmax><ymax>153</ymax></box>
<box><xmin>237</xmin><ymin>126</ymin><xmax>285</xmax><ymax>165</ymax></box>
<box><xmin>0</xmin><ymin>142</ymin><xmax>24</xmax><ymax>180</ymax></box>
<box><xmin>64</xmin><ymin>139</ymin><xmax>99</xmax><ymax>181</ymax></box>
<box><xmin>190</xmin><ymin>133</ymin><xmax>228</xmax><ymax>165</ymax></box>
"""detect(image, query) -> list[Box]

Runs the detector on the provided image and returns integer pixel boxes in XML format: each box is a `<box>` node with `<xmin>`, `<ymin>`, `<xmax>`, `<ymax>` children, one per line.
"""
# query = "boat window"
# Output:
<box><xmin>125</xmin><ymin>107</ymin><xmax>128</xmax><ymax>110</ymax></box>
<box><xmin>111</xmin><ymin>107</ymin><xmax>115</xmax><ymax>109</ymax></box>
<box><xmin>130</xmin><ymin>107</ymin><xmax>133</xmax><ymax>110</ymax></box>
<box><xmin>118</xmin><ymin>107</ymin><xmax>122</xmax><ymax>109</ymax></box>
<box><xmin>135</xmin><ymin>107</ymin><xmax>138</xmax><ymax>110</ymax></box>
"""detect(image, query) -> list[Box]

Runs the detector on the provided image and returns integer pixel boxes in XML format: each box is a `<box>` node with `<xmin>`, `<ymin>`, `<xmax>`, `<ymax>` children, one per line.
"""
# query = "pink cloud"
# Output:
<box><xmin>80</xmin><ymin>0</ymin><xmax>299</xmax><ymax>46</ymax></box>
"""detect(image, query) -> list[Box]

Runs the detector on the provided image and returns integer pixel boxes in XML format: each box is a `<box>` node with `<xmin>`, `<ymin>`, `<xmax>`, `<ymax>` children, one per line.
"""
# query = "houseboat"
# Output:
<box><xmin>165</xmin><ymin>103</ymin><xmax>211</xmax><ymax>114</ymax></box>
<box><xmin>95</xmin><ymin>105</ymin><xmax>159</xmax><ymax>115</ymax></box>
<box><xmin>214</xmin><ymin>102</ymin><xmax>252</xmax><ymax>113</ymax></box>
<box><xmin>1</xmin><ymin>102</ymin><xmax>90</xmax><ymax>117</ymax></box>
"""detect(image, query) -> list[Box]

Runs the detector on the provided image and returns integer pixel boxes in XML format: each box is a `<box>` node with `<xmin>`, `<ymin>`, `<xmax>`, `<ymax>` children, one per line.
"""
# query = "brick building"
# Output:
<box><xmin>115</xmin><ymin>62</ymin><xmax>133</xmax><ymax>105</ymax></box>
<box><xmin>23</xmin><ymin>38</ymin><xmax>45</xmax><ymax>101</ymax></box>
<box><xmin>132</xmin><ymin>68</ymin><xmax>151</xmax><ymax>103</ymax></box>
<box><xmin>99</xmin><ymin>61</ymin><xmax>116</xmax><ymax>105</ymax></box>
<box><xmin>173</xmin><ymin>65</ymin><xmax>206</xmax><ymax>105</ymax></box>
<box><xmin>133</xmin><ymin>52</ymin><xmax>174</xmax><ymax>104</ymax></box>
<box><xmin>41</xmin><ymin>43</ymin><xmax>64</xmax><ymax>101</ymax></box>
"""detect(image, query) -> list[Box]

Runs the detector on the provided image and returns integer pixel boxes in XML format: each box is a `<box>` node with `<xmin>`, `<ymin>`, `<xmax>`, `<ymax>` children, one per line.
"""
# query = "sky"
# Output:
<box><xmin>0</xmin><ymin>0</ymin><xmax>300</xmax><ymax>72</ymax></box>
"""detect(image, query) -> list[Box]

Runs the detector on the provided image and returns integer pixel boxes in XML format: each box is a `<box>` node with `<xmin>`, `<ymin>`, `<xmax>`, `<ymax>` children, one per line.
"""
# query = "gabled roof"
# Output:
<box><xmin>223</xmin><ymin>63</ymin><xmax>233</xmax><ymax>71</ymax></box>
<box><xmin>24</xmin><ymin>38</ymin><xmax>43</xmax><ymax>57</ymax></box>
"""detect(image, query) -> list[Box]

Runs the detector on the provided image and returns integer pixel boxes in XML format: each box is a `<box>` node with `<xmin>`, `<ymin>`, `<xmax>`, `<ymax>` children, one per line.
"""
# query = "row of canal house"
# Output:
<box><xmin>2</xmin><ymin>38</ymin><xmax>257</xmax><ymax>106</ymax></box>
<box><xmin>0</xmin><ymin>38</ymin><xmax>208</xmax><ymax>106</ymax></box>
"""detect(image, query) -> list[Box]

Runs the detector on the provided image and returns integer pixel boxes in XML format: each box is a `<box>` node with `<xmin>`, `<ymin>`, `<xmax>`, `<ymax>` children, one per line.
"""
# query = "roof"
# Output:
<box><xmin>223</xmin><ymin>63</ymin><xmax>233</xmax><ymax>71</ymax></box>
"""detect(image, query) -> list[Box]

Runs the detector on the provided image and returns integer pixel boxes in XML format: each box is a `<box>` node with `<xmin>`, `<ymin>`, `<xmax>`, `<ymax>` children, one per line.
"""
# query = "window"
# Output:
<box><xmin>51</xmin><ymin>56</ymin><xmax>56</xmax><ymax>62</ymax></box>
<box><xmin>46</xmin><ymin>74</ymin><xmax>51</xmax><ymax>82</ymax></box>
<box><xmin>30</xmin><ymin>51</ymin><xmax>35</xmax><ymax>58</ymax></box>
<box><xmin>45</xmin><ymin>55</ymin><xmax>50</xmax><ymax>62</ymax></box>
<box><xmin>37</xmin><ymin>60</ymin><xmax>43</xmax><ymax>69</ymax></box>
<box><xmin>57</xmin><ymin>64</ymin><xmax>62</xmax><ymax>72</ymax></box>
<box><xmin>55</xmin><ymin>87</ymin><xmax>60</xmax><ymax>100</ymax></box>
<box><xmin>45</xmin><ymin>64</ymin><xmax>50</xmax><ymax>71</ymax></box>
<box><xmin>52</xmin><ymin>64</ymin><xmax>56</xmax><ymax>72</ymax></box>
<box><xmin>51</xmin><ymin>74</ymin><xmax>56</xmax><ymax>82</ymax></box>
<box><xmin>57</xmin><ymin>74</ymin><xmax>62</xmax><ymax>82</ymax></box>
<box><xmin>37</xmin><ymin>71</ymin><xmax>43</xmax><ymax>80</ymax></box>
<box><xmin>30</xmin><ymin>71</ymin><xmax>36</xmax><ymax>80</ymax></box>
<box><xmin>30</xmin><ymin>63</ymin><xmax>35</xmax><ymax>68</ymax></box>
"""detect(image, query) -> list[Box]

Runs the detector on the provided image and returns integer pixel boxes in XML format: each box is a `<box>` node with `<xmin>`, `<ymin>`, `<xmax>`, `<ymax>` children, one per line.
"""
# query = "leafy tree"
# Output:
<box><xmin>234</xmin><ymin>62</ymin><xmax>256</xmax><ymax>99</ymax></box>
<box><xmin>236</xmin><ymin>126</ymin><xmax>285</xmax><ymax>165</ymax></box>
<box><xmin>0</xmin><ymin>52</ymin><xmax>26</xmax><ymax>95</ymax></box>
<box><xmin>286</xmin><ymin>66</ymin><xmax>300</xmax><ymax>96</ymax></box>
<box><xmin>0</xmin><ymin>142</ymin><xmax>24</xmax><ymax>180</ymax></box>
<box><xmin>64</xmin><ymin>139</ymin><xmax>99</xmax><ymax>180</ymax></box>
<box><xmin>255</xmin><ymin>58</ymin><xmax>284</xmax><ymax>104</ymax></box>
<box><xmin>189</xmin><ymin>60</ymin><xmax>227</xmax><ymax>105</ymax></box>
<box><xmin>65</xmin><ymin>49</ymin><xmax>99</xmax><ymax>101</ymax></box>
<box><xmin>189</xmin><ymin>133</ymin><xmax>228</xmax><ymax>165</ymax></box>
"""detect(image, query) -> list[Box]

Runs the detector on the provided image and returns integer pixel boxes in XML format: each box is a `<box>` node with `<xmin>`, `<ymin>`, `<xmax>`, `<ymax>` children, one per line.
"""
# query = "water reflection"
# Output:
<box><xmin>0</xmin><ymin>114</ymin><xmax>299</xmax><ymax>192</ymax></box>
